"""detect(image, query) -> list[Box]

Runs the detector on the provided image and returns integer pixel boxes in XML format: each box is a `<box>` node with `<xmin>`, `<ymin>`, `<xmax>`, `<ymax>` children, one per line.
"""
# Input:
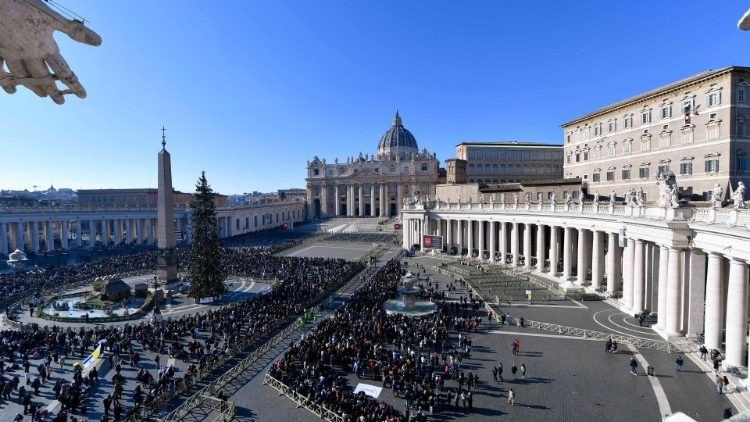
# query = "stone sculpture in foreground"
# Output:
<box><xmin>0</xmin><ymin>0</ymin><xmax>101</xmax><ymax>104</ymax></box>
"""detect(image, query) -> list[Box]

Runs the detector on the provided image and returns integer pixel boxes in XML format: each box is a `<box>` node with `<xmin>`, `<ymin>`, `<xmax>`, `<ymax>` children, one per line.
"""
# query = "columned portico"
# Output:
<box><xmin>725</xmin><ymin>258</ymin><xmax>748</xmax><ymax>367</ymax></box>
<box><xmin>535</xmin><ymin>224</ymin><xmax>545</xmax><ymax>271</ymax></box>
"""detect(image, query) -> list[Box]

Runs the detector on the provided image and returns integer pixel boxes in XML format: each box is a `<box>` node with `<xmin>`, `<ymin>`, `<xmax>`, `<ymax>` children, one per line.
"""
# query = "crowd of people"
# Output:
<box><xmin>0</xmin><ymin>241</ymin><xmax>364</xmax><ymax>421</ymax></box>
<box><xmin>269</xmin><ymin>259</ymin><xmax>486</xmax><ymax>422</ymax></box>
<box><xmin>325</xmin><ymin>233</ymin><xmax>396</xmax><ymax>244</ymax></box>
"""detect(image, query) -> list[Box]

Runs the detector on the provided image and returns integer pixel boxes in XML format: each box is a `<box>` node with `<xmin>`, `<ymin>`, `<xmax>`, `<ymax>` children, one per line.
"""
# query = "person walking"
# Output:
<box><xmin>511</xmin><ymin>363</ymin><xmax>518</xmax><ymax>380</ymax></box>
<box><xmin>520</xmin><ymin>363</ymin><xmax>527</xmax><ymax>380</ymax></box>
<box><xmin>507</xmin><ymin>388</ymin><xmax>515</xmax><ymax>406</ymax></box>
<box><xmin>675</xmin><ymin>356</ymin><xmax>684</xmax><ymax>372</ymax></box>
<box><xmin>629</xmin><ymin>358</ymin><xmax>638</xmax><ymax>375</ymax></box>
<box><xmin>699</xmin><ymin>345</ymin><xmax>708</xmax><ymax>361</ymax></box>
<box><xmin>605</xmin><ymin>338</ymin><xmax>612</xmax><ymax>354</ymax></box>
<box><xmin>492</xmin><ymin>366</ymin><xmax>498</xmax><ymax>382</ymax></box>
<box><xmin>611</xmin><ymin>340</ymin><xmax>618</xmax><ymax>354</ymax></box>
<box><xmin>497</xmin><ymin>363</ymin><xmax>504</xmax><ymax>382</ymax></box>
<box><xmin>716</xmin><ymin>375</ymin><xmax>724</xmax><ymax>395</ymax></box>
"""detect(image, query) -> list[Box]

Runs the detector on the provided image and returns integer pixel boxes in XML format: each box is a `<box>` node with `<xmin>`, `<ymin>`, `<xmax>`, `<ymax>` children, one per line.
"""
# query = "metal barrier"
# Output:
<box><xmin>507</xmin><ymin>318</ymin><xmax>692</xmax><ymax>354</ymax></box>
<box><xmin>264</xmin><ymin>374</ymin><xmax>344</xmax><ymax>422</ymax></box>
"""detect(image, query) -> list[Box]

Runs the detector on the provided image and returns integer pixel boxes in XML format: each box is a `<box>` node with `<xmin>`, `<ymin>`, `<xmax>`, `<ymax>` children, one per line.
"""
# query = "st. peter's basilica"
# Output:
<box><xmin>305</xmin><ymin>111</ymin><xmax>441</xmax><ymax>218</ymax></box>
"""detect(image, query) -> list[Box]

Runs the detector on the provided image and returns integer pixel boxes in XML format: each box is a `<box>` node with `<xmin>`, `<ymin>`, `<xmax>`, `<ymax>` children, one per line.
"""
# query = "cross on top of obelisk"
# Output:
<box><xmin>161</xmin><ymin>126</ymin><xmax>167</xmax><ymax>150</ymax></box>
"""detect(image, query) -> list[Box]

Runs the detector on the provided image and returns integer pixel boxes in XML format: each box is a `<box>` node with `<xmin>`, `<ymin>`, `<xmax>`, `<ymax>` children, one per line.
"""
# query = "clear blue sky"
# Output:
<box><xmin>2</xmin><ymin>1</ymin><xmax>749</xmax><ymax>194</ymax></box>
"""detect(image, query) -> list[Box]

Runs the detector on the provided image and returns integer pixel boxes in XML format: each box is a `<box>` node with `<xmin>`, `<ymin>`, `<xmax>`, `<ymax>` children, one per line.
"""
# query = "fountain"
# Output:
<box><xmin>382</xmin><ymin>272</ymin><xmax>437</xmax><ymax>317</ymax></box>
<box><xmin>7</xmin><ymin>249</ymin><xmax>28</xmax><ymax>269</ymax></box>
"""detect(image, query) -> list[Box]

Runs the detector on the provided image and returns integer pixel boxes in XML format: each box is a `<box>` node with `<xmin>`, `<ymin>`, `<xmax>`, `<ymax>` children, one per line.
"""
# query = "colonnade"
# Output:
<box><xmin>310</xmin><ymin>181</ymin><xmax>434</xmax><ymax>219</ymax></box>
<box><xmin>0</xmin><ymin>218</ymin><xmax>159</xmax><ymax>254</ymax></box>
<box><xmin>404</xmin><ymin>209</ymin><xmax>750</xmax><ymax>369</ymax></box>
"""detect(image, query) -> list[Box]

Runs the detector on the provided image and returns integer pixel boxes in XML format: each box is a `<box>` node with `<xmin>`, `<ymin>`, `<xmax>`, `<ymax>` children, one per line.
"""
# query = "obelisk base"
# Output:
<box><xmin>157</xmin><ymin>249</ymin><xmax>178</xmax><ymax>284</ymax></box>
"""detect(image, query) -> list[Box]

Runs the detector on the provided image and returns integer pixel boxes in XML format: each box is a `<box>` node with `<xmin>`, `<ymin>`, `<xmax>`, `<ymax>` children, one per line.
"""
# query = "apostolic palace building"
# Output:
<box><xmin>305</xmin><ymin>111</ymin><xmax>440</xmax><ymax>218</ymax></box>
<box><xmin>400</xmin><ymin>67</ymin><xmax>750</xmax><ymax>371</ymax></box>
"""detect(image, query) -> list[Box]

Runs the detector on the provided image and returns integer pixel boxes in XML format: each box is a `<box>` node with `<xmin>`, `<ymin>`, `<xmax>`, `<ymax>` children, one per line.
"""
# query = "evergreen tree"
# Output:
<box><xmin>188</xmin><ymin>171</ymin><xmax>226</xmax><ymax>301</ymax></box>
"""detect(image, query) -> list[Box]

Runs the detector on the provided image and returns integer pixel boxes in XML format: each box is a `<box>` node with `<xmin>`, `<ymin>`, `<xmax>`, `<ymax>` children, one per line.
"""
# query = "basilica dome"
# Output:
<box><xmin>377</xmin><ymin>111</ymin><xmax>418</xmax><ymax>156</ymax></box>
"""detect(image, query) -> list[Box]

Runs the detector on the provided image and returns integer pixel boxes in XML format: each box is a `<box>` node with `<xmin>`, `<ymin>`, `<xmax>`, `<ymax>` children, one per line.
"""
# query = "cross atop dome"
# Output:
<box><xmin>161</xmin><ymin>126</ymin><xmax>167</xmax><ymax>151</ymax></box>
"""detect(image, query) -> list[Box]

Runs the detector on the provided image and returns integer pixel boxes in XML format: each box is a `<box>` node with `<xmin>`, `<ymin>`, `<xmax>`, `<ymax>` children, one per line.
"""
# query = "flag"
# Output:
<box><xmin>82</xmin><ymin>344</ymin><xmax>101</xmax><ymax>370</ymax></box>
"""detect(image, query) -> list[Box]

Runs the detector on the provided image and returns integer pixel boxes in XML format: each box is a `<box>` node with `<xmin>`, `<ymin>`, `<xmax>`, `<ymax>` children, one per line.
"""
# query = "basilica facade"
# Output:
<box><xmin>305</xmin><ymin>112</ymin><xmax>440</xmax><ymax>218</ymax></box>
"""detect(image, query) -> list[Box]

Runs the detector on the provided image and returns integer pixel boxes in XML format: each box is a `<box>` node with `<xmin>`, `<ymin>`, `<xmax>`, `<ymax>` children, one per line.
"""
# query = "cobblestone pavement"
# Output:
<box><xmin>224</xmin><ymin>254</ymin><xmax>732</xmax><ymax>422</ymax></box>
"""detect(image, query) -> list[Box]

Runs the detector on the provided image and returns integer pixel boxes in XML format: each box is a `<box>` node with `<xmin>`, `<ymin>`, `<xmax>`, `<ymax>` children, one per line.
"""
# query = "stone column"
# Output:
<box><xmin>379</xmin><ymin>184</ymin><xmax>386</xmax><ymax>217</ymax></box>
<box><xmin>0</xmin><ymin>223</ymin><xmax>7</xmax><ymax>257</ymax></box>
<box><xmin>622</xmin><ymin>239</ymin><xmax>635</xmax><ymax>310</ymax></box>
<box><xmin>549</xmin><ymin>226</ymin><xmax>559</xmax><ymax>275</ymax></box>
<box><xmin>101</xmin><ymin>219</ymin><xmax>109</xmax><ymax>245</ymax></box>
<box><xmin>665</xmin><ymin>248</ymin><xmax>684</xmax><ymax>337</ymax></box>
<box><xmin>632</xmin><ymin>239</ymin><xmax>646</xmax><ymax>313</ymax></box>
<box><xmin>147</xmin><ymin>219</ymin><xmax>154</xmax><ymax>245</ymax></box>
<box><xmin>489</xmin><ymin>221</ymin><xmax>496</xmax><ymax>262</ymax></box>
<box><xmin>478</xmin><ymin>220</ymin><xmax>485</xmax><ymax>260</ymax></box>
<box><xmin>30</xmin><ymin>221</ymin><xmax>39</xmax><ymax>252</ymax></box>
<box><xmin>446</xmin><ymin>219</ymin><xmax>452</xmax><ymax>250</ymax></box>
<box><xmin>420</xmin><ymin>218</ymin><xmax>426</xmax><ymax>250</ymax></box>
<box><xmin>687</xmin><ymin>249</ymin><xmax>707</xmax><ymax>338</ymax></box>
<box><xmin>370</xmin><ymin>185</ymin><xmax>376</xmax><ymax>217</ymax></box>
<box><xmin>61</xmin><ymin>221</ymin><xmax>69</xmax><ymax>250</ymax></box>
<box><xmin>591</xmin><ymin>231</ymin><xmax>603</xmax><ymax>289</ymax></box>
<box><xmin>334</xmin><ymin>185</ymin><xmax>341</xmax><ymax>217</ymax></box>
<box><xmin>511</xmin><ymin>222</ymin><xmax>520</xmax><ymax>266</ymax></box>
<box><xmin>321</xmin><ymin>185</ymin><xmax>328</xmax><ymax>217</ymax></box>
<box><xmin>436</xmin><ymin>218</ymin><xmax>443</xmax><ymax>238</ymax></box>
<box><xmin>536</xmin><ymin>224</ymin><xmax>545</xmax><ymax>271</ymax></box>
<box><xmin>606</xmin><ymin>232</ymin><xmax>618</xmax><ymax>293</ymax></box>
<box><xmin>456</xmin><ymin>220</ymin><xmax>463</xmax><ymax>254</ymax></box>
<box><xmin>114</xmin><ymin>219</ymin><xmax>122</xmax><ymax>244</ymax></box>
<box><xmin>76</xmin><ymin>220</ymin><xmax>83</xmax><ymax>247</ymax></box>
<box><xmin>725</xmin><ymin>258</ymin><xmax>748</xmax><ymax>367</ymax></box>
<box><xmin>656</xmin><ymin>245</ymin><xmax>669</xmax><ymax>331</ymax></box>
<box><xmin>123</xmin><ymin>219</ymin><xmax>131</xmax><ymax>244</ymax></box>
<box><xmin>16</xmin><ymin>221</ymin><xmax>25</xmax><ymax>251</ymax></box>
<box><xmin>467</xmin><ymin>220</ymin><xmax>473</xmax><ymax>257</ymax></box>
<box><xmin>704</xmin><ymin>252</ymin><xmax>724</xmax><ymax>351</ymax></box>
<box><xmin>45</xmin><ymin>221</ymin><xmax>54</xmax><ymax>252</ymax></box>
<box><xmin>346</xmin><ymin>185</ymin><xmax>353</xmax><ymax>216</ymax></box>
<box><xmin>500</xmin><ymin>222</ymin><xmax>508</xmax><ymax>264</ymax></box>
<box><xmin>396</xmin><ymin>184</ymin><xmax>404</xmax><ymax>215</ymax></box>
<box><xmin>576</xmin><ymin>228</ymin><xmax>588</xmax><ymax>283</ymax></box>
<box><xmin>136</xmin><ymin>219</ymin><xmax>143</xmax><ymax>245</ymax></box>
<box><xmin>524</xmin><ymin>223</ymin><xmax>532</xmax><ymax>269</ymax></box>
<box><xmin>562</xmin><ymin>227</ymin><xmax>572</xmax><ymax>279</ymax></box>
<box><xmin>358</xmin><ymin>184</ymin><xmax>364</xmax><ymax>217</ymax></box>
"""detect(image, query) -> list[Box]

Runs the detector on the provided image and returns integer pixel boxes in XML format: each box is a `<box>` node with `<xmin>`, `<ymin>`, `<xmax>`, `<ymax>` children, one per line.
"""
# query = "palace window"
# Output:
<box><xmin>657</xmin><ymin>162</ymin><xmax>670</xmax><ymax>176</ymax></box>
<box><xmin>566</xmin><ymin>133</ymin><xmax>571</xmax><ymax>144</ymax></box>
<box><xmin>739</xmin><ymin>119</ymin><xmax>746</xmax><ymax>137</ymax></box>
<box><xmin>594</xmin><ymin>146</ymin><xmax>602</xmax><ymax>159</ymax></box>
<box><xmin>642</xmin><ymin>109</ymin><xmax>652</xmax><ymax>124</ymax></box>
<box><xmin>583</xmin><ymin>149</ymin><xmax>589</xmax><ymax>161</ymax></box>
<box><xmin>737</xmin><ymin>150</ymin><xmax>750</xmax><ymax>172</ymax></box>
<box><xmin>566</xmin><ymin>154</ymin><xmax>571</xmax><ymax>164</ymax></box>
<box><xmin>659</xmin><ymin>130</ymin><xmax>671</xmax><ymax>148</ymax></box>
<box><xmin>608</xmin><ymin>143</ymin><xmax>616</xmax><ymax>157</ymax></box>
<box><xmin>621</xmin><ymin>168</ymin><xmax>631</xmax><ymax>180</ymax></box>
<box><xmin>705</xmin><ymin>155</ymin><xmax>720</xmax><ymax>173</ymax></box>
<box><xmin>313</xmin><ymin>169</ymin><xmax>319</xmax><ymax>176</ymax></box>
<box><xmin>681</xmin><ymin>126</ymin><xmax>694</xmax><ymax>144</ymax></box>
<box><xmin>421</xmin><ymin>163</ymin><xmax>428</xmax><ymax>171</ymax></box>
<box><xmin>639</xmin><ymin>165</ymin><xmax>650</xmax><ymax>179</ymax></box>
<box><xmin>707</xmin><ymin>122</ymin><xmax>720</xmax><ymax>140</ymax></box>
<box><xmin>575</xmin><ymin>150</ymin><xmax>580</xmax><ymax>162</ymax></box>
<box><xmin>608</xmin><ymin>119</ymin><xmax>617</xmax><ymax>132</ymax></box>
<box><xmin>594</xmin><ymin>123</ymin><xmax>602</xmax><ymax>136</ymax></box>
<box><xmin>640</xmin><ymin>137</ymin><xmax>651</xmax><ymax>151</ymax></box>
<box><xmin>624</xmin><ymin>114</ymin><xmax>633</xmax><ymax>129</ymax></box>
<box><xmin>661</xmin><ymin>104</ymin><xmax>672</xmax><ymax>119</ymax></box>
<box><xmin>707</xmin><ymin>90</ymin><xmax>721</xmax><ymax>107</ymax></box>
<box><xmin>606</xmin><ymin>169</ymin><xmax>615</xmax><ymax>181</ymax></box>
<box><xmin>623</xmin><ymin>139</ymin><xmax>632</xmax><ymax>154</ymax></box>
<box><xmin>739</xmin><ymin>88</ymin><xmax>746</xmax><ymax>103</ymax></box>
<box><xmin>680</xmin><ymin>159</ymin><xmax>693</xmax><ymax>175</ymax></box>
<box><xmin>592</xmin><ymin>172</ymin><xmax>601</xmax><ymax>182</ymax></box>
<box><xmin>682</xmin><ymin>97</ymin><xmax>694</xmax><ymax>114</ymax></box>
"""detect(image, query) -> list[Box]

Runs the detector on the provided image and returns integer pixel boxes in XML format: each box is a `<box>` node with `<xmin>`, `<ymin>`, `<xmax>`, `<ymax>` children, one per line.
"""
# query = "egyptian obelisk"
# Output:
<box><xmin>156</xmin><ymin>127</ymin><xmax>178</xmax><ymax>283</ymax></box>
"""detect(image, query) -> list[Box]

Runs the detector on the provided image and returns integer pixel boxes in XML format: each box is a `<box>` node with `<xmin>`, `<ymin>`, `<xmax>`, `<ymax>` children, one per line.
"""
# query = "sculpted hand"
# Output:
<box><xmin>0</xmin><ymin>0</ymin><xmax>101</xmax><ymax>104</ymax></box>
